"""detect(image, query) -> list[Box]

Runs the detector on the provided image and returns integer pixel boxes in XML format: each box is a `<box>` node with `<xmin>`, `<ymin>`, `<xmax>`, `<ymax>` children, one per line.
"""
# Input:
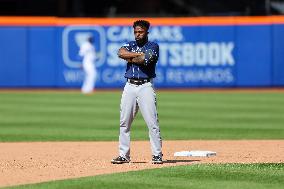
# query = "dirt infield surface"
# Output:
<box><xmin>0</xmin><ymin>140</ymin><xmax>283</xmax><ymax>187</ymax></box>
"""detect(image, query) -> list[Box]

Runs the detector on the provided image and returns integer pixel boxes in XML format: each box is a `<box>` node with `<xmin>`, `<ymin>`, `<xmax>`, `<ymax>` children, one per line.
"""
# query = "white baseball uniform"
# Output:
<box><xmin>79</xmin><ymin>40</ymin><xmax>96</xmax><ymax>94</ymax></box>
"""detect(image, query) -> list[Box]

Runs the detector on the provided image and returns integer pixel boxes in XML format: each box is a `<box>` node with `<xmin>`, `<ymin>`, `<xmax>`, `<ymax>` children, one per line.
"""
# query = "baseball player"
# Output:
<box><xmin>111</xmin><ymin>20</ymin><xmax>163</xmax><ymax>164</ymax></box>
<box><xmin>79</xmin><ymin>36</ymin><xmax>97</xmax><ymax>94</ymax></box>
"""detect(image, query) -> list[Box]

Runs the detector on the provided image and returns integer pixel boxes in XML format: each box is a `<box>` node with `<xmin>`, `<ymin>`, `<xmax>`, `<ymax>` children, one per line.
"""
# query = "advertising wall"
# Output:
<box><xmin>0</xmin><ymin>16</ymin><xmax>283</xmax><ymax>88</ymax></box>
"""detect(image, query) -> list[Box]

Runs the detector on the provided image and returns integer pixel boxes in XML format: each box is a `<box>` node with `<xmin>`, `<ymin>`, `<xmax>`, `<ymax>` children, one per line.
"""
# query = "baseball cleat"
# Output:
<box><xmin>111</xmin><ymin>156</ymin><xmax>130</xmax><ymax>164</ymax></box>
<box><xmin>152</xmin><ymin>155</ymin><xmax>163</xmax><ymax>164</ymax></box>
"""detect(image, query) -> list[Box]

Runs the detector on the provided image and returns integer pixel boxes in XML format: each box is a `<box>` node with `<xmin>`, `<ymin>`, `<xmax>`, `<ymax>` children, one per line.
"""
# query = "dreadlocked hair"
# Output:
<box><xmin>133</xmin><ymin>20</ymin><xmax>150</xmax><ymax>31</ymax></box>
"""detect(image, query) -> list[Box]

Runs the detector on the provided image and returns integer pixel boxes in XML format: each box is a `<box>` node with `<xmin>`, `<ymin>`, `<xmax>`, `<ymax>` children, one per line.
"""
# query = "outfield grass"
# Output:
<box><xmin>5</xmin><ymin>163</ymin><xmax>284</xmax><ymax>189</ymax></box>
<box><xmin>0</xmin><ymin>91</ymin><xmax>283</xmax><ymax>141</ymax></box>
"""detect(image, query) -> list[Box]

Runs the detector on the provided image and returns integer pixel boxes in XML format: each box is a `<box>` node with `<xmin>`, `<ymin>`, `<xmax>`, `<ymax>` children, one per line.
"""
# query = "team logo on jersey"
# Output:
<box><xmin>62</xmin><ymin>26</ymin><xmax>106</xmax><ymax>68</ymax></box>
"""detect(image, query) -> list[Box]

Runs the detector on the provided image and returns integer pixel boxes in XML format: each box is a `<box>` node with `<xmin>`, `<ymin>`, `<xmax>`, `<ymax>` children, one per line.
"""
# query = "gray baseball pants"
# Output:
<box><xmin>119</xmin><ymin>81</ymin><xmax>162</xmax><ymax>160</ymax></box>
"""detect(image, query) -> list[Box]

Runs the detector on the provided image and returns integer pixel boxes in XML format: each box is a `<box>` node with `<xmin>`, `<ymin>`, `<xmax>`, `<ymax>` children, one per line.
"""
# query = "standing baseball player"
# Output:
<box><xmin>79</xmin><ymin>36</ymin><xmax>97</xmax><ymax>94</ymax></box>
<box><xmin>111</xmin><ymin>20</ymin><xmax>163</xmax><ymax>164</ymax></box>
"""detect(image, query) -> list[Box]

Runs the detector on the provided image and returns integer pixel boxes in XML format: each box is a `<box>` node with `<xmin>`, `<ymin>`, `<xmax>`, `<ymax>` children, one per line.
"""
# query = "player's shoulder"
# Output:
<box><xmin>147</xmin><ymin>41</ymin><xmax>159</xmax><ymax>48</ymax></box>
<box><xmin>122</xmin><ymin>41</ymin><xmax>136</xmax><ymax>49</ymax></box>
<box><xmin>124</xmin><ymin>41</ymin><xmax>136</xmax><ymax>46</ymax></box>
<box><xmin>80</xmin><ymin>42</ymin><xmax>88</xmax><ymax>49</ymax></box>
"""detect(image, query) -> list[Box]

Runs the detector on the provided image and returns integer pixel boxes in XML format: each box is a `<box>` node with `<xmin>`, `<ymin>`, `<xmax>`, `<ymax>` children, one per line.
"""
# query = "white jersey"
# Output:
<box><xmin>79</xmin><ymin>41</ymin><xmax>96</xmax><ymax>66</ymax></box>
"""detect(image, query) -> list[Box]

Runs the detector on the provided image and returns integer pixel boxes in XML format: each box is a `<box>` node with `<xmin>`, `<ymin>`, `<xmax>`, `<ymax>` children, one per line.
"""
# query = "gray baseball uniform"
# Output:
<box><xmin>118</xmin><ymin>41</ymin><xmax>162</xmax><ymax>160</ymax></box>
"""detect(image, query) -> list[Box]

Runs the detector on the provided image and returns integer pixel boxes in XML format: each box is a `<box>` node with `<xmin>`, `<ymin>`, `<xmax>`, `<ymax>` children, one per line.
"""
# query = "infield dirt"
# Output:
<box><xmin>0</xmin><ymin>140</ymin><xmax>283</xmax><ymax>187</ymax></box>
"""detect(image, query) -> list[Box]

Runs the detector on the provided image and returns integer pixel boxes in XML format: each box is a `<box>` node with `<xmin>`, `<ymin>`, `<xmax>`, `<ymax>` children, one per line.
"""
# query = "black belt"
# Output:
<box><xmin>127</xmin><ymin>78</ymin><xmax>151</xmax><ymax>85</ymax></box>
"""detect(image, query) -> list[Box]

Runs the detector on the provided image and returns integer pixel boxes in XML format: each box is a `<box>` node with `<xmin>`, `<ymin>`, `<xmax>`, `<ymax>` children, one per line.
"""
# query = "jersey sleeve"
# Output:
<box><xmin>144</xmin><ymin>43</ymin><xmax>159</xmax><ymax>65</ymax></box>
<box><xmin>121</xmin><ymin>42</ymin><xmax>132</xmax><ymax>51</ymax></box>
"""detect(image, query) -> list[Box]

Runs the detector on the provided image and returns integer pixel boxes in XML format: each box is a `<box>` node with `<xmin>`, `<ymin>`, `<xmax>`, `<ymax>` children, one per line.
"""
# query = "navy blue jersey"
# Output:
<box><xmin>122</xmin><ymin>41</ymin><xmax>159</xmax><ymax>79</ymax></box>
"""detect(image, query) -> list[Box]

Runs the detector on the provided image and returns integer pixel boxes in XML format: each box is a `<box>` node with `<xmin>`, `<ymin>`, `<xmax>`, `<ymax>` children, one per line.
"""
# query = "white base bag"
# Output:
<box><xmin>174</xmin><ymin>150</ymin><xmax>217</xmax><ymax>157</ymax></box>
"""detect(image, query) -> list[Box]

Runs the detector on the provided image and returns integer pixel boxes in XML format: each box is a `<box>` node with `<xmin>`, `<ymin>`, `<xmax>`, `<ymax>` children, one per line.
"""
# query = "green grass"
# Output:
<box><xmin>5</xmin><ymin>163</ymin><xmax>284</xmax><ymax>189</ymax></box>
<box><xmin>1</xmin><ymin>91</ymin><xmax>283</xmax><ymax>189</ymax></box>
<box><xmin>0</xmin><ymin>91</ymin><xmax>283</xmax><ymax>141</ymax></box>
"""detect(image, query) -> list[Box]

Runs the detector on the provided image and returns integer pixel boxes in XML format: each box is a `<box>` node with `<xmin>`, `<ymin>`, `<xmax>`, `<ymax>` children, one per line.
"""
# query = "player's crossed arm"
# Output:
<box><xmin>117</xmin><ymin>47</ymin><xmax>145</xmax><ymax>65</ymax></box>
<box><xmin>134</xmin><ymin>43</ymin><xmax>159</xmax><ymax>65</ymax></box>
<box><xmin>117</xmin><ymin>43</ymin><xmax>159</xmax><ymax>65</ymax></box>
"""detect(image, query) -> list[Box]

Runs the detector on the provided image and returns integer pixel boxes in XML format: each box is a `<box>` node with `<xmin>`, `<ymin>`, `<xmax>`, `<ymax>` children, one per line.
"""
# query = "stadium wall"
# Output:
<box><xmin>0</xmin><ymin>16</ymin><xmax>283</xmax><ymax>88</ymax></box>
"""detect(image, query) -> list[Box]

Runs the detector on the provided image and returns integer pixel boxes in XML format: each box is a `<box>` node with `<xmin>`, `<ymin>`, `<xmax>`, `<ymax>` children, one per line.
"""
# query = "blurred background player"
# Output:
<box><xmin>79</xmin><ymin>35</ymin><xmax>97</xmax><ymax>94</ymax></box>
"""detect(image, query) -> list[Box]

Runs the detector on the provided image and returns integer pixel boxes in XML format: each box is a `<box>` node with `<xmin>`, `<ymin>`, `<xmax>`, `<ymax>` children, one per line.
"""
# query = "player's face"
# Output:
<box><xmin>134</xmin><ymin>26</ymin><xmax>148</xmax><ymax>44</ymax></box>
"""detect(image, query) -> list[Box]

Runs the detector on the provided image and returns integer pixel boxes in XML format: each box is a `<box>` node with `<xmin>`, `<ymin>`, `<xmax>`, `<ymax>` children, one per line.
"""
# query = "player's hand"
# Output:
<box><xmin>136</xmin><ymin>52</ymin><xmax>144</xmax><ymax>56</ymax></box>
<box><xmin>125</xmin><ymin>58</ymin><xmax>133</xmax><ymax>62</ymax></box>
<box><xmin>132</xmin><ymin>53</ymin><xmax>145</xmax><ymax>64</ymax></box>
